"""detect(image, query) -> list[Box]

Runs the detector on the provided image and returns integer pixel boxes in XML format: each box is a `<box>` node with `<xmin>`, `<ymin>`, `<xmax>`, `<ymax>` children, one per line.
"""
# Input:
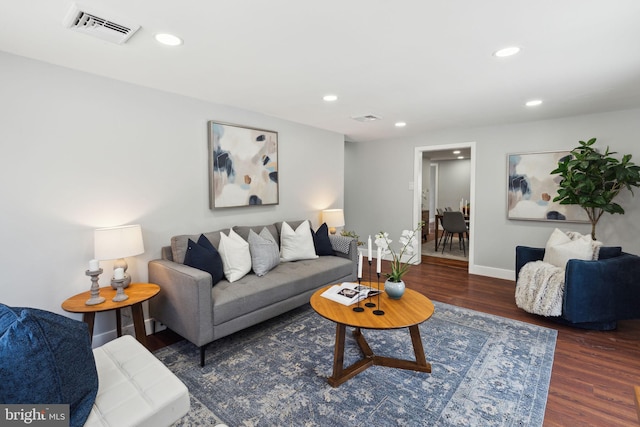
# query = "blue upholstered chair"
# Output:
<box><xmin>515</xmin><ymin>245</ymin><xmax>640</xmax><ymax>330</ymax></box>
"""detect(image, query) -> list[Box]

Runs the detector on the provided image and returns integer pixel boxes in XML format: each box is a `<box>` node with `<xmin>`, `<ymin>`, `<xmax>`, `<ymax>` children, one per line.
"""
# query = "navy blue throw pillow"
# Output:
<box><xmin>312</xmin><ymin>223</ymin><xmax>334</xmax><ymax>256</ymax></box>
<box><xmin>0</xmin><ymin>304</ymin><xmax>97</xmax><ymax>427</ymax></box>
<box><xmin>184</xmin><ymin>235</ymin><xmax>224</xmax><ymax>285</ymax></box>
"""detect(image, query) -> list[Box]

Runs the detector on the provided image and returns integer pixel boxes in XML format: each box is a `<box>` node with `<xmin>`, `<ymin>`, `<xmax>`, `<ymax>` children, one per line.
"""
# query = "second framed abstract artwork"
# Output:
<box><xmin>507</xmin><ymin>151</ymin><xmax>588</xmax><ymax>222</ymax></box>
<box><xmin>208</xmin><ymin>121</ymin><xmax>279</xmax><ymax>209</ymax></box>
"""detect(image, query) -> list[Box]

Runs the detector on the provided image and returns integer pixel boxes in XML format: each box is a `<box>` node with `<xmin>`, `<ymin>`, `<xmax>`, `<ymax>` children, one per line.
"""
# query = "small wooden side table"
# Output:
<box><xmin>62</xmin><ymin>282</ymin><xmax>160</xmax><ymax>349</ymax></box>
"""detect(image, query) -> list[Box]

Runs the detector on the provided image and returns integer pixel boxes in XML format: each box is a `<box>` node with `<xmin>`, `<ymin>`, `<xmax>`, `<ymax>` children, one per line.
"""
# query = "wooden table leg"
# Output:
<box><xmin>434</xmin><ymin>219</ymin><xmax>440</xmax><ymax>251</ymax></box>
<box><xmin>328</xmin><ymin>324</ymin><xmax>373</xmax><ymax>387</ymax></box>
<box><xmin>82</xmin><ymin>312</ymin><xmax>96</xmax><ymax>343</ymax></box>
<box><xmin>116</xmin><ymin>308</ymin><xmax>122</xmax><ymax>337</ymax></box>
<box><xmin>330</xmin><ymin>323</ymin><xmax>346</xmax><ymax>385</ymax></box>
<box><xmin>131</xmin><ymin>303</ymin><xmax>148</xmax><ymax>348</ymax></box>
<box><xmin>409</xmin><ymin>325</ymin><xmax>430</xmax><ymax>370</ymax></box>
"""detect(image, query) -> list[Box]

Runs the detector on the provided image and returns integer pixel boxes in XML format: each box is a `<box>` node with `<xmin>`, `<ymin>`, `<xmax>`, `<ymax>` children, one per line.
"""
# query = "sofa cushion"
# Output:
<box><xmin>312</xmin><ymin>223</ymin><xmax>334</xmax><ymax>256</ymax></box>
<box><xmin>248</xmin><ymin>228</ymin><xmax>280</xmax><ymax>277</ymax></box>
<box><xmin>183</xmin><ymin>235</ymin><xmax>224</xmax><ymax>285</ymax></box>
<box><xmin>234</xmin><ymin>224</ymin><xmax>280</xmax><ymax>248</ymax></box>
<box><xmin>218</xmin><ymin>228</ymin><xmax>252</xmax><ymax>282</ymax></box>
<box><xmin>280</xmin><ymin>220</ymin><xmax>319</xmax><ymax>261</ymax></box>
<box><xmin>211</xmin><ymin>255</ymin><xmax>354</xmax><ymax>326</ymax></box>
<box><xmin>0</xmin><ymin>304</ymin><xmax>97</xmax><ymax>427</ymax></box>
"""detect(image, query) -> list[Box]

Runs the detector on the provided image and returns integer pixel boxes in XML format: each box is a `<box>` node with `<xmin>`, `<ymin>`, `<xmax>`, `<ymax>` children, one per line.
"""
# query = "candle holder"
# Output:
<box><xmin>353</xmin><ymin>278</ymin><xmax>364</xmax><ymax>312</ymax></box>
<box><xmin>85</xmin><ymin>269</ymin><xmax>106</xmax><ymax>306</ymax></box>
<box><xmin>373</xmin><ymin>272</ymin><xmax>385</xmax><ymax>316</ymax></box>
<box><xmin>365</xmin><ymin>260</ymin><xmax>376</xmax><ymax>308</ymax></box>
<box><xmin>111</xmin><ymin>278</ymin><xmax>129</xmax><ymax>302</ymax></box>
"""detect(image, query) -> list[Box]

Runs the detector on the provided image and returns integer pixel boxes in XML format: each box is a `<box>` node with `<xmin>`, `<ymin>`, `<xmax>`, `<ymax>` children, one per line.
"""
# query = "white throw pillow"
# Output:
<box><xmin>544</xmin><ymin>228</ymin><xmax>571</xmax><ymax>253</ymax></box>
<box><xmin>544</xmin><ymin>233</ymin><xmax>594</xmax><ymax>269</ymax></box>
<box><xmin>218</xmin><ymin>228</ymin><xmax>252</xmax><ymax>282</ymax></box>
<box><xmin>280</xmin><ymin>220</ymin><xmax>319</xmax><ymax>262</ymax></box>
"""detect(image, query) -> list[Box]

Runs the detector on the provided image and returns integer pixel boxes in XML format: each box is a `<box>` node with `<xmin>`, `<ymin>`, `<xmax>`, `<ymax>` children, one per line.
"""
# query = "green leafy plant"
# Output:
<box><xmin>340</xmin><ymin>230</ymin><xmax>363</xmax><ymax>246</ymax></box>
<box><xmin>551</xmin><ymin>138</ymin><xmax>640</xmax><ymax>239</ymax></box>
<box><xmin>374</xmin><ymin>222</ymin><xmax>424</xmax><ymax>282</ymax></box>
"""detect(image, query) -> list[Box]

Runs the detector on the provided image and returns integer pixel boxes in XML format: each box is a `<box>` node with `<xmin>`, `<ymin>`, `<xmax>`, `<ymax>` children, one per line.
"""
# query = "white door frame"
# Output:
<box><xmin>413</xmin><ymin>142</ymin><xmax>476</xmax><ymax>268</ymax></box>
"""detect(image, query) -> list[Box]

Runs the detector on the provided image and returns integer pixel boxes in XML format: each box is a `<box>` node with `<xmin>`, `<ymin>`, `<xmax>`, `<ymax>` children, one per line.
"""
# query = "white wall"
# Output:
<box><xmin>421</xmin><ymin>157</ymin><xmax>430</xmax><ymax>211</ymax></box>
<box><xmin>346</xmin><ymin>109</ymin><xmax>640</xmax><ymax>279</ymax></box>
<box><xmin>434</xmin><ymin>159</ymin><xmax>470</xmax><ymax>212</ymax></box>
<box><xmin>0</xmin><ymin>52</ymin><xmax>345</xmax><ymax>340</ymax></box>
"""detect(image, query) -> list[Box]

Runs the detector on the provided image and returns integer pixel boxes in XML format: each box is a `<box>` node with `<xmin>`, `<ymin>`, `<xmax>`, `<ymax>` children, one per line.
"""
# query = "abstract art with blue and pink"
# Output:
<box><xmin>508</xmin><ymin>151</ymin><xmax>588</xmax><ymax>222</ymax></box>
<box><xmin>209</xmin><ymin>122</ymin><xmax>278</xmax><ymax>208</ymax></box>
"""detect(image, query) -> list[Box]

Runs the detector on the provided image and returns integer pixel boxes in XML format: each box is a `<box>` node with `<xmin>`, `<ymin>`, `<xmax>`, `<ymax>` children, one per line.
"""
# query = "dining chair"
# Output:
<box><xmin>435</xmin><ymin>213</ymin><xmax>446</xmax><ymax>250</ymax></box>
<box><xmin>441</xmin><ymin>211</ymin><xmax>468</xmax><ymax>256</ymax></box>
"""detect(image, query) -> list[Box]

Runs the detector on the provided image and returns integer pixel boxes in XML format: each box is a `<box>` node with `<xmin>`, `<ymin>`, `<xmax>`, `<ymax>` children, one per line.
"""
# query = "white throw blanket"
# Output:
<box><xmin>515</xmin><ymin>261</ymin><xmax>565</xmax><ymax>317</ymax></box>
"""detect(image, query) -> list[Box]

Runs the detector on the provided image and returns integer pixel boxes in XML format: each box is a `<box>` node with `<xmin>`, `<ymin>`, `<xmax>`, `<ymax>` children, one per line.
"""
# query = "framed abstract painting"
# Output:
<box><xmin>208</xmin><ymin>121</ymin><xmax>279</xmax><ymax>209</ymax></box>
<box><xmin>507</xmin><ymin>151</ymin><xmax>588</xmax><ymax>222</ymax></box>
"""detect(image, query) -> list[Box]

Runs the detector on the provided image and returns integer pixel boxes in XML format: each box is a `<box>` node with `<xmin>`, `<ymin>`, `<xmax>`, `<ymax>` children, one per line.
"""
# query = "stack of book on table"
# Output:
<box><xmin>321</xmin><ymin>282</ymin><xmax>382</xmax><ymax>306</ymax></box>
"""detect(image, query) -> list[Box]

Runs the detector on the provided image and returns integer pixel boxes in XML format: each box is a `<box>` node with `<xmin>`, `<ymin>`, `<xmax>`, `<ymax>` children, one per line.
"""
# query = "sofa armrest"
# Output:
<box><xmin>148</xmin><ymin>259</ymin><xmax>214</xmax><ymax>347</ymax></box>
<box><xmin>515</xmin><ymin>246</ymin><xmax>545</xmax><ymax>280</ymax></box>
<box><xmin>563</xmin><ymin>253</ymin><xmax>640</xmax><ymax>323</ymax></box>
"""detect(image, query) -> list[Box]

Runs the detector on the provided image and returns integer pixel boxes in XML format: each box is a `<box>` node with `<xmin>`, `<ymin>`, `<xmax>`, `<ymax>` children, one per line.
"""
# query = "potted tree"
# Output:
<box><xmin>551</xmin><ymin>138</ymin><xmax>640</xmax><ymax>239</ymax></box>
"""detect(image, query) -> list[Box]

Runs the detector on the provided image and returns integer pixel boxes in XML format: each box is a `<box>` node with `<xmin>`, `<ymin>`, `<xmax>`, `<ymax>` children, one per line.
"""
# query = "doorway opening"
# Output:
<box><xmin>412</xmin><ymin>142</ymin><xmax>476</xmax><ymax>270</ymax></box>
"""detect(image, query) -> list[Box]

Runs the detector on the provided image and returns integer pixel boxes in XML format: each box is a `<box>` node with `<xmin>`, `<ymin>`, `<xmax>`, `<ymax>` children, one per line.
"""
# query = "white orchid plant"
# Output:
<box><xmin>375</xmin><ymin>222</ymin><xmax>424</xmax><ymax>283</ymax></box>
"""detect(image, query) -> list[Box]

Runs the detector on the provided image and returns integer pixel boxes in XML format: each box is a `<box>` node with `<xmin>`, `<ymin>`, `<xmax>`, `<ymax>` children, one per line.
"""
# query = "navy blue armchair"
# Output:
<box><xmin>515</xmin><ymin>245</ymin><xmax>640</xmax><ymax>330</ymax></box>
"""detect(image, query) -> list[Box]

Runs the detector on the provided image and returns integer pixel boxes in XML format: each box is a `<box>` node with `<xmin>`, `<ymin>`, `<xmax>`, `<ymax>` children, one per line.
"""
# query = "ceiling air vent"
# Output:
<box><xmin>63</xmin><ymin>4</ymin><xmax>140</xmax><ymax>44</ymax></box>
<box><xmin>351</xmin><ymin>114</ymin><xmax>383</xmax><ymax>123</ymax></box>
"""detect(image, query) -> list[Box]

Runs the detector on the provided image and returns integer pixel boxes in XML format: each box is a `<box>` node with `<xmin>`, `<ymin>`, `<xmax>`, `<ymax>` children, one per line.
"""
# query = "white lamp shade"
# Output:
<box><xmin>94</xmin><ymin>224</ymin><xmax>144</xmax><ymax>260</ymax></box>
<box><xmin>322</xmin><ymin>209</ymin><xmax>345</xmax><ymax>227</ymax></box>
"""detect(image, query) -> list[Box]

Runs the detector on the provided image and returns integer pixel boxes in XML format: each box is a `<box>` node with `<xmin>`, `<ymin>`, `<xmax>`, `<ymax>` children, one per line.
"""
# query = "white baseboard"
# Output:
<box><xmin>90</xmin><ymin>317</ymin><xmax>158</xmax><ymax>349</ymax></box>
<box><xmin>469</xmin><ymin>263</ymin><xmax>514</xmax><ymax>281</ymax></box>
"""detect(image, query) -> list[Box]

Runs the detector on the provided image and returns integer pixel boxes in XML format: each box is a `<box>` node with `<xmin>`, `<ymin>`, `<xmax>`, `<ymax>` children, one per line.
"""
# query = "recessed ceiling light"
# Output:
<box><xmin>155</xmin><ymin>33</ymin><xmax>183</xmax><ymax>46</ymax></box>
<box><xmin>526</xmin><ymin>99</ymin><xmax>543</xmax><ymax>107</ymax></box>
<box><xmin>457</xmin><ymin>156</ymin><xmax>465</xmax><ymax>160</ymax></box>
<box><xmin>323</xmin><ymin>94</ymin><xmax>338</xmax><ymax>102</ymax></box>
<box><xmin>395</xmin><ymin>122</ymin><xmax>407</xmax><ymax>127</ymax></box>
<box><xmin>494</xmin><ymin>46</ymin><xmax>521</xmax><ymax>57</ymax></box>
<box><xmin>453</xmin><ymin>150</ymin><xmax>461</xmax><ymax>154</ymax></box>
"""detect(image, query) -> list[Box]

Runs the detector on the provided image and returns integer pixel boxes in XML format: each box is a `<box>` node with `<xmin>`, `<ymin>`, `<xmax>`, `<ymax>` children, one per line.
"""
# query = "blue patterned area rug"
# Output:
<box><xmin>155</xmin><ymin>301</ymin><xmax>557</xmax><ymax>427</ymax></box>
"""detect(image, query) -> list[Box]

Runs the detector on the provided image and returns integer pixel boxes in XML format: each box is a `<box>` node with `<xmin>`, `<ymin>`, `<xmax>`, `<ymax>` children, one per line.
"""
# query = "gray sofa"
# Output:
<box><xmin>149</xmin><ymin>220</ymin><xmax>357</xmax><ymax>366</ymax></box>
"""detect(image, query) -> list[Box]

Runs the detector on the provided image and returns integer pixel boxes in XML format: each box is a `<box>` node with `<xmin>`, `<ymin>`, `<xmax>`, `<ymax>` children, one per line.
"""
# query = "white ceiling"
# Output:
<box><xmin>2</xmin><ymin>1</ymin><xmax>640</xmax><ymax>142</ymax></box>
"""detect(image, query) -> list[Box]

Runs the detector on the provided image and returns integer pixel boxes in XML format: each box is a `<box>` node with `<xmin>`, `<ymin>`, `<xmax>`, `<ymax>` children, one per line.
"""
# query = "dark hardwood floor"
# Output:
<box><xmin>148</xmin><ymin>256</ymin><xmax>640</xmax><ymax>426</ymax></box>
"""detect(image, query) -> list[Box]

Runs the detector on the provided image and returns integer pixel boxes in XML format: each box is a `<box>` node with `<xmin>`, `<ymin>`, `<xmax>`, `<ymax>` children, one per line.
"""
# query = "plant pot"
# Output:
<box><xmin>384</xmin><ymin>279</ymin><xmax>405</xmax><ymax>299</ymax></box>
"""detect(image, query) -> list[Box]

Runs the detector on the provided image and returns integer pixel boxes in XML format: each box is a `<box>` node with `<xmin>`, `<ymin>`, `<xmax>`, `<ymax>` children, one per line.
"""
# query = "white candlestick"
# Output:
<box><xmin>89</xmin><ymin>259</ymin><xmax>99</xmax><ymax>271</ymax></box>
<box><xmin>358</xmin><ymin>253</ymin><xmax>363</xmax><ymax>278</ymax></box>
<box><xmin>376</xmin><ymin>247</ymin><xmax>382</xmax><ymax>273</ymax></box>
<box><xmin>367</xmin><ymin>235</ymin><xmax>372</xmax><ymax>261</ymax></box>
<box><xmin>114</xmin><ymin>267</ymin><xmax>125</xmax><ymax>280</ymax></box>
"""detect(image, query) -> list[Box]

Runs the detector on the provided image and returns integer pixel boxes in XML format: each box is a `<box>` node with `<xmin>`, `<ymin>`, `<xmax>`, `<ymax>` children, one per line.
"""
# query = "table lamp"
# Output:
<box><xmin>94</xmin><ymin>224</ymin><xmax>144</xmax><ymax>289</ymax></box>
<box><xmin>322</xmin><ymin>209</ymin><xmax>345</xmax><ymax>235</ymax></box>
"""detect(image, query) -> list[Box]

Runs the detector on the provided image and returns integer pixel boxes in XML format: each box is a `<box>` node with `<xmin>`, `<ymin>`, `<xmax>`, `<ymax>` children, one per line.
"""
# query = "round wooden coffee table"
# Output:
<box><xmin>310</xmin><ymin>284</ymin><xmax>435</xmax><ymax>387</ymax></box>
<box><xmin>62</xmin><ymin>282</ymin><xmax>159</xmax><ymax>348</ymax></box>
